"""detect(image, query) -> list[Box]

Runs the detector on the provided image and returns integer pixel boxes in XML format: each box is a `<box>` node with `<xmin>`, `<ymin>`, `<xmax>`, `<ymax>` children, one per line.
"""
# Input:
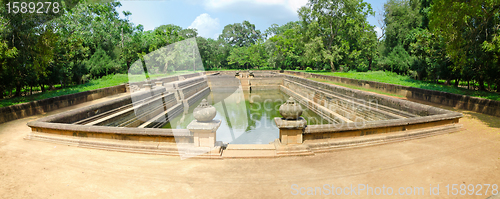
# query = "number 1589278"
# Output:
<box><xmin>6</xmin><ymin>2</ymin><xmax>60</xmax><ymax>14</ymax></box>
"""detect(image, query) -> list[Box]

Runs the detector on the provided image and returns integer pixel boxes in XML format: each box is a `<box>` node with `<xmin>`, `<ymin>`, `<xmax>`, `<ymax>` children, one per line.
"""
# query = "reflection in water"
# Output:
<box><xmin>162</xmin><ymin>89</ymin><xmax>329</xmax><ymax>144</ymax></box>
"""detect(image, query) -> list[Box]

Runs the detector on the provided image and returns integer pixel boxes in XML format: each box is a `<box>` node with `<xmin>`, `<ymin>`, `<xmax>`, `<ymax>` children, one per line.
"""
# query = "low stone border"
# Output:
<box><xmin>0</xmin><ymin>84</ymin><xmax>127</xmax><ymax>124</ymax></box>
<box><xmin>0</xmin><ymin>72</ymin><xmax>214</xmax><ymax>125</ymax></box>
<box><xmin>277</xmin><ymin>123</ymin><xmax>463</xmax><ymax>156</ymax></box>
<box><xmin>279</xmin><ymin>75</ymin><xmax>462</xmax><ymax>142</ymax></box>
<box><xmin>285</xmin><ymin>71</ymin><xmax>500</xmax><ymax>117</ymax></box>
<box><xmin>24</xmin><ymin>123</ymin><xmax>462</xmax><ymax>158</ymax></box>
<box><xmin>22</xmin><ymin>71</ymin><xmax>466</xmax><ymax>159</ymax></box>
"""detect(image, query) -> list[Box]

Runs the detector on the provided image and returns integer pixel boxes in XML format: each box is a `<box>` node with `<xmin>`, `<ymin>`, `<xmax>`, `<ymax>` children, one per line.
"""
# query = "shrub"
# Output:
<box><xmin>306</xmin><ymin>67</ymin><xmax>313</xmax><ymax>72</ymax></box>
<box><xmin>323</xmin><ymin>64</ymin><xmax>331</xmax><ymax>71</ymax></box>
<box><xmin>86</xmin><ymin>49</ymin><xmax>120</xmax><ymax>78</ymax></box>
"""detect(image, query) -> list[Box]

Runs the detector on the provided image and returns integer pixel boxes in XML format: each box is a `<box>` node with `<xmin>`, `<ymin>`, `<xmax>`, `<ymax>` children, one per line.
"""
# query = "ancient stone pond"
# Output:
<box><xmin>26</xmin><ymin>71</ymin><xmax>463</xmax><ymax>158</ymax></box>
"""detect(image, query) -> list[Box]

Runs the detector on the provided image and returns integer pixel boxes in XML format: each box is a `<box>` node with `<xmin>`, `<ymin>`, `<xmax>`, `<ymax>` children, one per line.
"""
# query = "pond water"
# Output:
<box><xmin>162</xmin><ymin>89</ymin><xmax>330</xmax><ymax>144</ymax></box>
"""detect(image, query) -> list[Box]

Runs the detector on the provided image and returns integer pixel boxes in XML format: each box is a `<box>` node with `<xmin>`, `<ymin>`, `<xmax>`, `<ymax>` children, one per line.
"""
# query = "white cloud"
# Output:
<box><xmin>203</xmin><ymin>0</ymin><xmax>308</xmax><ymax>15</ymax></box>
<box><xmin>188</xmin><ymin>13</ymin><xmax>221</xmax><ymax>39</ymax></box>
<box><xmin>193</xmin><ymin>0</ymin><xmax>308</xmax><ymax>27</ymax></box>
<box><xmin>286</xmin><ymin>0</ymin><xmax>309</xmax><ymax>13</ymax></box>
<box><xmin>374</xmin><ymin>26</ymin><xmax>382</xmax><ymax>39</ymax></box>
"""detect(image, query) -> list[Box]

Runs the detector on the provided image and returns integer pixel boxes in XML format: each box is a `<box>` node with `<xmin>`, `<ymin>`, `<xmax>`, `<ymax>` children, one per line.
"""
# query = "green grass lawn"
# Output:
<box><xmin>303</xmin><ymin>70</ymin><xmax>500</xmax><ymax>101</ymax></box>
<box><xmin>0</xmin><ymin>71</ymin><xmax>202</xmax><ymax>108</ymax></box>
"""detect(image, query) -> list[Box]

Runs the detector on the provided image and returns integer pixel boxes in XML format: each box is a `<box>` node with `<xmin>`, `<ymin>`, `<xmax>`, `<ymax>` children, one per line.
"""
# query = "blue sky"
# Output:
<box><xmin>116</xmin><ymin>0</ymin><xmax>386</xmax><ymax>39</ymax></box>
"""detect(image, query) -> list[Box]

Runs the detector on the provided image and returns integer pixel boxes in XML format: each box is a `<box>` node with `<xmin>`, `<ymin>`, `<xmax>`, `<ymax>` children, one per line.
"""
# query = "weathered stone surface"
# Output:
<box><xmin>0</xmin><ymin>84</ymin><xmax>126</xmax><ymax>124</ymax></box>
<box><xmin>275</xmin><ymin>117</ymin><xmax>306</xmax><ymax>145</ymax></box>
<box><xmin>193</xmin><ymin>99</ymin><xmax>216</xmax><ymax>122</ymax></box>
<box><xmin>278</xmin><ymin>97</ymin><xmax>303</xmax><ymax>120</ymax></box>
<box><xmin>285</xmin><ymin>70</ymin><xmax>500</xmax><ymax>117</ymax></box>
<box><xmin>187</xmin><ymin>119</ymin><xmax>221</xmax><ymax>147</ymax></box>
<box><xmin>274</xmin><ymin>117</ymin><xmax>307</xmax><ymax>129</ymax></box>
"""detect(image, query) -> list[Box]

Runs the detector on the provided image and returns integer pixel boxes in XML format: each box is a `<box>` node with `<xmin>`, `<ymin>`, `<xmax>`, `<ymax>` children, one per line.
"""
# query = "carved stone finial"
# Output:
<box><xmin>193</xmin><ymin>99</ymin><xmax>217</xmax><ymax>122</ymax></box>
<box><xmin>278</xmin><ymin>97</ymin><xmax>303</xmax><ymax>120</ymax></box>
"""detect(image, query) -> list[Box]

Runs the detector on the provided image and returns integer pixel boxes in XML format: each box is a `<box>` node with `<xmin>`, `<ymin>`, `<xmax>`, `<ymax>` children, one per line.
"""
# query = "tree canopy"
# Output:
<box><xmin>1</xmin><ymin>0</ymin><xmax>500</xmax><ymax>100</ymax></box>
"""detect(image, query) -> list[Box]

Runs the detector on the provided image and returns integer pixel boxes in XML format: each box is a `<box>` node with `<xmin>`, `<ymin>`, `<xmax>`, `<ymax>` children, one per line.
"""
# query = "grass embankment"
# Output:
<box><xmin>308</xmin><ymin>77</ymin><xmax>406</xmax><ymax>98</ymax></box>
<box><xmin>304</xmin><ymin>70</ymin><xmax>500</xmax><ymax>101</ymax></box>
<box><xmin>0</xmin><ymin>71</ymin><xmax>202</xmax><ymax>108</ymax></box>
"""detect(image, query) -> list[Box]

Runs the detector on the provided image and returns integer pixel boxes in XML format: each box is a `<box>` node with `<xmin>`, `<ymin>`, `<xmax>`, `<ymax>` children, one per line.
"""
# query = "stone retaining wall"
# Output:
<box><xmin>26</xmin><ymin>90</ymin><xmax>193</xmax><ymax>143</ymax></box>
<box><xmin>249</xmin><ymin>76</ymin><xmax>284</xmax><ymax>90</ymax></box>
<box><xmin>0</xmin><ymin>72</ymin><xmax>211</xmax><ymax>124</ymax></box>
<box><xmin>0</xmin><ymin>84</ymin><xmax>126</xmax><ymax>124</ymax></box>
<box><xmin>282</xmin><ymin>75</ymin><xmax>463</xmax><ymax>141</ymax></box>
<box><xmin>284</xmin><ymin>71</ymin><xmax>500</xmax><ymax>117</ymax></box>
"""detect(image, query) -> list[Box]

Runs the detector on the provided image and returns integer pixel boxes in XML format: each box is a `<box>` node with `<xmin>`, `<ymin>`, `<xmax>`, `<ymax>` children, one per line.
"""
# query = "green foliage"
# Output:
<box><xmin>430</xmin><ymin>0</ymin><xmax>500</xmax><ymax>90</ymax></box>
<box><xmin>379</xmin><ymin>45</ymin><xmax>414</xmax><ymax>74</ymax></box>
<box><xmin>219</xmin><ymin>21</ymin><xmax>262</xmax><ymax>47</ymax></box>
<box><xmin>308</xmin><ymin>71</ymin><xmax>500</xmax><ymax>101</ymax></box>
<box><xmin>383</xmin><ymin>0</ymin><xmax>422</xmax><ymax>53</ymax></box>
<box><xmin>2</xmin><ymin>0</ymin><xmax>500</xmax><ymax>104</ymax></box>
<box><xmin>85</xmin><ymin>49</ymin><xmax>120</xmax><ymax>78</ymax></box>
<box><xmin>299</xmin><ymin>0</ymin><xmax>377</xmax><ymax>71</ymax></box>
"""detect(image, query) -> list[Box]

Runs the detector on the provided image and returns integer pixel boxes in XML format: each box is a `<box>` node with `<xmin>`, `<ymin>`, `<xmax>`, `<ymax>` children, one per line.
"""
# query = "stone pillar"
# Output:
<box><xmin>275</xmin><ymin>97</ymin><xmax>307</xmax><ymax>145</ymax></box>
<box><xmin>187</xmin><ymin>99</ymin><xmax>220</xmax><ymax>147</ymax></box>
<box><xmin>143</xmin><ymin>84</ymin><xmax>152</xmax><ymax>91</ymax></box>
<box><xmin>187</xmin><ymin>120</ymin><xmax>221</xmax><ymax>147</ymax></box>
<box><xmin>125</xmin><ymin>83</ymin><xmax>130</xmax><ymax>93</ymax></box>
<box><xmin>274</xmin><ymin>117</ymin><xmax>306</xmax><ymax>145</ymax></box>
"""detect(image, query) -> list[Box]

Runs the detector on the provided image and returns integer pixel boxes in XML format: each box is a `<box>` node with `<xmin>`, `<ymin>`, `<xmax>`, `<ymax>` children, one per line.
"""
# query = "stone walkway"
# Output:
<box><xmin>0</xmin><ymin>93</ymin><xmax>499</xmax><ymax>198</ymax></box>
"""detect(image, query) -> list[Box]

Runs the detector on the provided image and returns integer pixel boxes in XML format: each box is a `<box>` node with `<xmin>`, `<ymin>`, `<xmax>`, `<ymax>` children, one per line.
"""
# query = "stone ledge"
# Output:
<box><xmin>24</xmin><ymin>123</ymin><xmax>462</xmax><ymax>159</ymax></box>
<box><xmin>285</xmin><ymin>71</ymin><xmax>500</xmax><ymax>117</ymax></box>
<box><xmin>0</xmin><ymin>84</ymin><xmax>127</xmax><ymax>124</ymax></box>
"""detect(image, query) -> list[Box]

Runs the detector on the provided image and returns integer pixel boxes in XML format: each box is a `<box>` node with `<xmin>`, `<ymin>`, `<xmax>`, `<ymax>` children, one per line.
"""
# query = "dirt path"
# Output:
<box><xmin>0</xmin><ymin>93</ymin><xmax>499</xmax><ymax>198</ymax></box>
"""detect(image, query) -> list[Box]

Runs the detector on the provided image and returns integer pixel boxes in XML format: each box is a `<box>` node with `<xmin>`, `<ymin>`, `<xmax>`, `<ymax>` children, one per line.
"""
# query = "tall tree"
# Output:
<box><xmin>219</xmin><ymin>20</ymin><xmax>262</xmax><ymax>47</ymax></box>
<box><xmin>298</xmin><ymin>0</ymin><xmax>376</xmax><ymax>71</ymax></box>
<box><xmin>430</xmin><ymin>0</ymin><xmax>500</xmax><ymax>90</ymax></box>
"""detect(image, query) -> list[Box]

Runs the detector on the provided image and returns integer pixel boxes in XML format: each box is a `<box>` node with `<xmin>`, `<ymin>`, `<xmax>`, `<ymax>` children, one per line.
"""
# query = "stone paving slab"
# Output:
<box><xmin>225</xmin><ymin>144</ymin><xmax>275</xmax><ymax>150</ymax></box>
<box><xmin>222</xmin><ymin>149</ymin><xmax>277</xmax><ymax>158</ymax></box>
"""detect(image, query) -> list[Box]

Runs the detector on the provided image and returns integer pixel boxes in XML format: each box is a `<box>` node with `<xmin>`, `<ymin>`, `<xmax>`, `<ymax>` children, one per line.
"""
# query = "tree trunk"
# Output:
<box><xmin>14</xmin><ymin>83</ymin><xmax>22</xmax><ymax>97</ymax></box>
<box><xmin>478</xmin><ymin>78</ymin><xmax>486</xmax><ymax>91</ymax></box>
<box><xmin>330</xmin><ymin>60</ymin><xmax>334</xmax><ymax>72</ymax></box>
<box><xmin>40</xmin><ymin>84</ymin><xmax>46</xmax><ymax>93</ymax></box>
<box><xmin>454</xmin><ymin>79</ymin><xmax>459</xmax><ymax>87</ymax></box>
<box><xmin>0</xmin><ymin>87</ymin><xmax>4</xmax><ymax>99</ymax></box>
<box><xmin>368</xmin><ymin>58</ymin><xmax>372</xmax><ymax>71</ymax></box>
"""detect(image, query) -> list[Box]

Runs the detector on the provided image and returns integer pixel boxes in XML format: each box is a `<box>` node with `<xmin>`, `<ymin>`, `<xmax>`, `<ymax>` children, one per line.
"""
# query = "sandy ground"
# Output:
<box><xmin>0</xmin><ymin>94</ymin><xmax>499</xmax><ymax>198</ymax></box>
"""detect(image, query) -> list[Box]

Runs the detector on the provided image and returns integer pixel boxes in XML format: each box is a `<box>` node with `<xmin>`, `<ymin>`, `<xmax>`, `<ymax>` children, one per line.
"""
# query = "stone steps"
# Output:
<box><xmin>24</xmin><ymin>123</ymin><xmax>462</xmax><ymax>159</ymax></box>
<box><xmin>222</xmin><ymin>144</ymin><xmax>277</xmax><ymax>158</ymax></box>
<box><xmin>24</xmin><ymin>132</ymin><xmax>222</xmax><ymax>158</ymax></box>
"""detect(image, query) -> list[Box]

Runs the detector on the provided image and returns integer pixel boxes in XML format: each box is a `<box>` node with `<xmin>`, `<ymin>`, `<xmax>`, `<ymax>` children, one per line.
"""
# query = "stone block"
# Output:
<box><xmin>274</xmin><ymin>117</ymin><xmax>306</xmax><ymax>145</ymax></box>
<box><xmin>187</xmin><ymin>120</ymin><xmax>221</xmax><ymax>148</ymax></box>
